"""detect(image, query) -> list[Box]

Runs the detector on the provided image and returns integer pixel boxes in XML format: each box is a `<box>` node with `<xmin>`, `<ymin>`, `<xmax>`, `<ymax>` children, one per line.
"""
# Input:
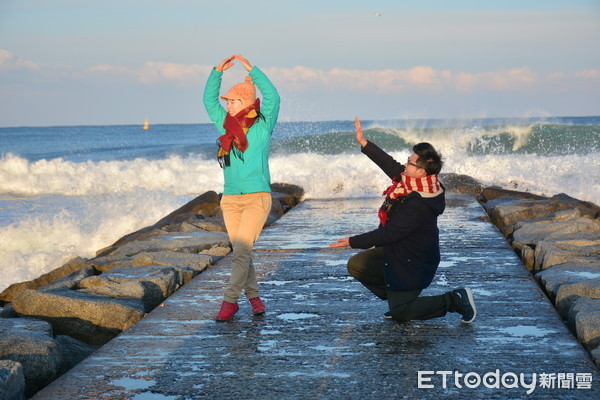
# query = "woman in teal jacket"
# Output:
<box><xmin>203</xmin><ymin>54</ymin><xmax>280</xmax><ymax>321</ymax></box>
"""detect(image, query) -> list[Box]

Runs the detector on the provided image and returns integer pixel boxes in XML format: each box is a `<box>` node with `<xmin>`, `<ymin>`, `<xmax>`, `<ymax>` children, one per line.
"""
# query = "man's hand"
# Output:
<box><xmin>355</xmin><ymin>117</ymin><xmax>367</xmax><ymax>147</ymax></box>
<box><xmin>329</xmin><ymin>237</ymin><xmax>350</xmax><ymax>248</ymax></box>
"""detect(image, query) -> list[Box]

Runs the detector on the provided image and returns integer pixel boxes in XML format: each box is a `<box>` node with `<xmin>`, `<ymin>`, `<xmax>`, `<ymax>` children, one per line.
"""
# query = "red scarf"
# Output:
<box><xmin>217</xmin><ymin>98</ymin><xmax>260</xmax><ymax>167</ymax></box>
<box><xmin>378</xmin><ymin>172</ymin><xmax>443</xmax><ymax>226</ymax></box>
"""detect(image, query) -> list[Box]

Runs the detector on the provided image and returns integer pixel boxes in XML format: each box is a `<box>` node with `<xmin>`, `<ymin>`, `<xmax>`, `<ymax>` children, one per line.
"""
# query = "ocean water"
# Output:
<box><xmin>1</xmin><ymin>117</ymin><xmax>599</xmax><ymax>291</ymax></box>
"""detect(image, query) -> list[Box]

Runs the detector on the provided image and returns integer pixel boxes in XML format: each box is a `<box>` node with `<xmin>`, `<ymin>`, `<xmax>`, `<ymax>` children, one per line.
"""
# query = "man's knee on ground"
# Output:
<box><xmin>346</xmin><ymin>254</ymin><xmax>361</xmax><ymax>278</ymax></box>
<box><xmin>389</xmin><ymin>301</ymin><xmax>418</xmax><ymax>323</ymax></box>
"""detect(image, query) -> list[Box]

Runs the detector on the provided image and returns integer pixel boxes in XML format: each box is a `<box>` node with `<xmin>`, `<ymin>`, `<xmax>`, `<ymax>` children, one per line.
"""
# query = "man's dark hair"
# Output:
<box><xmin>413</xmin><ymin>142</ymin><xmax>443</xmax><ymax>175</ymax></box>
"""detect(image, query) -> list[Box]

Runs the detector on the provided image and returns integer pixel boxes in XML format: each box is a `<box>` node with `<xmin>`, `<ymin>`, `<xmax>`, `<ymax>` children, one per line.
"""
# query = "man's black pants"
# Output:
<box><xmin>347</xmin><ymin>247</ymin><xmax>460</xmax><ymax>322</ymax></box>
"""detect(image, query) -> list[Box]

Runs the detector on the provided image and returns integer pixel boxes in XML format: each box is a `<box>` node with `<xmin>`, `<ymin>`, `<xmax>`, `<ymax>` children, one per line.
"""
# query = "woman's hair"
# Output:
<box><xmin>413</xmin><ymin>142</ymin><xmax>443</xmax><ymax>175</ymax></box>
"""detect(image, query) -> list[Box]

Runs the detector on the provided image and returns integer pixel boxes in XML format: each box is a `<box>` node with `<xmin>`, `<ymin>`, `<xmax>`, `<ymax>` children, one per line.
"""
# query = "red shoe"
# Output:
<box><xmin>249</xmin><ymin>297</ymin><xmax>266</xmax><ymax>315</ymax></box>
<box><xmin>215</xmin><ymin>301</ymin><xmax>239</xmax><ymax>321</ymax></box>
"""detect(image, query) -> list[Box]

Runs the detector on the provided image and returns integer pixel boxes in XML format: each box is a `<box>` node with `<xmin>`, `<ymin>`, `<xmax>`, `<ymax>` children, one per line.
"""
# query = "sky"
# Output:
<box><xmin>0</xmin><ymin>0</ymin><xmax>599</xmax><ymax>127</ymax></box>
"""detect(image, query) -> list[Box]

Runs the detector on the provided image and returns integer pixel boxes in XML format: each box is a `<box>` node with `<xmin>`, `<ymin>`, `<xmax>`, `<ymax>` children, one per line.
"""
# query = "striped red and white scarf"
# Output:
<box><xmin>378</xmin><ymin>172</ymin><xmax>443</xmax><ymax>226</ymax></box>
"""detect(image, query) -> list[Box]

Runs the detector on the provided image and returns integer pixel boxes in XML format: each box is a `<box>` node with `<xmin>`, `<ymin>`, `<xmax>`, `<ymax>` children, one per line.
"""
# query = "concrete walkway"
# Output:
<box><xmin>33</xmin><ymin>194</ymin><xmax>599</xmax><ymax>399</ymax></box>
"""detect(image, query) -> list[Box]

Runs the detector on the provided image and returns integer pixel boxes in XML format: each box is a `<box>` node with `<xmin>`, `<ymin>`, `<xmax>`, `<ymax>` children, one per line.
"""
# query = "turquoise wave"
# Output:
<box><xmin>271</xmin><ymin>128</ymin><xmax>412</xmax><ymax>155</ymax></box>
<box><xmin>466</xmin><ymin>124</ymin><xmax>600</xmax><ymax>155</ymax></box>
<box><xmin>270</xmin><ymin>123</ymin><xmax>600</xmax><ymax>157</ymax></box>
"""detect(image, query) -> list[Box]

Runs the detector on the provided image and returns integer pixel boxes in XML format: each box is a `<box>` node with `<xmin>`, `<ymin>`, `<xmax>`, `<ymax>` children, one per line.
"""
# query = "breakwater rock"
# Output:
<box><xmin>480</xmin><ymin>187</ymin><xmax>600</xmax><ymax>366</ymax></box>
<box><xmin>0</xmin><ymin>183</ymin><xmax>304</xmax><ymax>398</ymax></box>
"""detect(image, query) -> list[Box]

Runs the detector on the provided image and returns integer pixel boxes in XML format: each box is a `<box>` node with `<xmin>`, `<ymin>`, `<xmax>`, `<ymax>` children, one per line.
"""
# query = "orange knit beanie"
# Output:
<box><xmin>220</xmin><ymin>76</ymin><xmax>256</xmax><ymax>107</ymax></box>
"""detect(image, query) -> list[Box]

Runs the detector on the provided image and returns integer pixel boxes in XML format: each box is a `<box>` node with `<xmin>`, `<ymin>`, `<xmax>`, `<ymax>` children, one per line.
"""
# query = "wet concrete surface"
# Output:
<box><xmin>33</xmin><ymin>194</ymin><xmax>599</xmax><ymax>399</ymax></box>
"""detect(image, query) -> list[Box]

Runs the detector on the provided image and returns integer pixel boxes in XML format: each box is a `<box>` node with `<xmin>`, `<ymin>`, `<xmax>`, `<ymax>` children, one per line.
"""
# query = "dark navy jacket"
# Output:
<box><xmin>348</xmin><ymin>141</ymin><xmax>446</xmax><ymax>291</ymax></box>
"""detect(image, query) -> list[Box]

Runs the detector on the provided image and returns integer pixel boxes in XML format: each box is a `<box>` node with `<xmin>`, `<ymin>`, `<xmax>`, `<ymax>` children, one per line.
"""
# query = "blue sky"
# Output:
<box><xmin>1</xmin><ymin>0</ymin><xmax>599</xmax><ymax>126</ymax></box>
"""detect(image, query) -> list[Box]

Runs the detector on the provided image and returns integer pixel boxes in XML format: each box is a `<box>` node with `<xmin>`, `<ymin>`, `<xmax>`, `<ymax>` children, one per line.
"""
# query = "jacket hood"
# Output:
<box><xmin>421</xmin><ymin>185</ymin><xmax>446</xmax><ymax>216</ymax></box>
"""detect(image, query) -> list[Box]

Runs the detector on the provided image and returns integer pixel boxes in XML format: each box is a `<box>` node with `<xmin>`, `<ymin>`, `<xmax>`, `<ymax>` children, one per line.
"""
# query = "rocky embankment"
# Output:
<box><xmin>479</xmin><ymin>186</ymin><xmax>600</xmax><ymax>366</ymax></box>
<box><xmin>0</xmin><ymin>183</ymin><xmax>304</xmax><ymax>399</ymax></box>
<box><xmin>445</xmin><ymin>173</ymin><xmax>600</xmax><ymax>366</ymax></box>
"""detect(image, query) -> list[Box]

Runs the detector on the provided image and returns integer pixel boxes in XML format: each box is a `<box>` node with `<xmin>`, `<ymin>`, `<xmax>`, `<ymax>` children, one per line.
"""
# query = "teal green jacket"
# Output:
<box><xmin>203</xmin><ymin>66</ymin><xmax>280</xmax><ymax>195</ymax></box>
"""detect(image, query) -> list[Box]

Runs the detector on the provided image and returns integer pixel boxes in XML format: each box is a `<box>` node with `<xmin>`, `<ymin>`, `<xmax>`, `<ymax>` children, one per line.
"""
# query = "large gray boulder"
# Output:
<box><xmin>107</xmin><ymin>231</ymin><xmax>230</xmax><ymax>258</ymax></box>
<box><xmin>555</xmin><ymin>279</ymin><xmax>600</xmax><ymax>321</ymax></box>
<box><xmin>87</xmin><ymin>254</ymin><xmax>135</xmax><ymax>272</ymax></box>
<box><xmin>271</xmin><ymin>191</ymin><xmax>298</xmax><ymax>212</ymax></box>
<box><xmin>270</xmin><ymin>182</ymin><xmax>305</xmax><ymax>216</ymax></box>
<box><xmin>534</xmin><ymin>261</ymin><xmax>600</xmax><ymax>302</ymax></box>
<box><xmin>0</xmin><ymin>257</ymin><xmax>89</xmax><ymax>304</ymax></box>
<box><xmin>38</xmin><ymin>266</ymin><xmax>97</xmax><ymax>292</ymax></box>
<box><xmin>483</xmin><ymin>195</ymin><xmax>598</xmax><ymax>234</ymax></box>
<box><xmin>0</xmin><ymin>318</ymin><xmax>61</xmax><ymax>398</ymax></box>
<box><xmin>78</xmin><ymin>265</ymin><xmax>189</xmax><ymax>311</ymax></box>
<box><xmin>187</xmin><ymin>216</ymin><xmax>227</xmax><ymax>232</ymax></box>
<box><xmin>534</xmin><ymin>232</ymin><xmax>600</xmax><ymax>271</ymax></box>
<box><xmin>440</xmin><ymin>173</ymin><xmax>484</xmax><ymax>196</ymax></box>
<box><xmin>570</xmin><ymin>298</ymin><xmax>600</xmax><ymax>356</ymax></box>
<box><xmin>55</xmin><ymin>335</ymin><xmax>99</xmax><ymax>375</ymax></box>
<box><xmin>0</xmin><ymin>360</ymin><xmax>25</xmax><ymax>400</ymax></box>
<box><xmin>79</xmin><ymin>265</ymin><xmax>184</xmax><ymax>295</ymax></box>
<box><xmin>481</xmin><ymin>187</ymin><xmax>548</xmax><ymax>202</ymax></box>
<box><xmin>132</xmin><ymin>251</ymin><xmax>217</xmax><ymax>273</ymax></box>
<box><xmin>79</xmin><ymin>281</ymin><xmax>160</xmax><ymax>313</ymax></box>
<box><xmin>271</xmin><ymin>182</ymin><xmax>305</xmax><ymax>202</ymax></box>
<box><xmin>266</xmin><ymin>196</ymin><xmax>285</xmax><ymax>226</ymax></box>
<box><xmin>163</xmin><ymin>214</ymin><xmax>227</xmax><ymax>233</ymax></box>
<box><xmin>512</xmin><ymin>214</ymin><xmax>600</xmax><ymax>247</ymax></box>
<box><xmin>518</xmin><ymin>244</ymin><xmax>535</xmax><ymax>271</ymax></box>
<box><xmin>12</xmin><ymin>289</ymin><xmax>145</xmax><ymax>346</ymax></box>
<box><xmin>200</xmin><ymin>245</ymin><xmax>231</xmax><ymax>257</ymax></box>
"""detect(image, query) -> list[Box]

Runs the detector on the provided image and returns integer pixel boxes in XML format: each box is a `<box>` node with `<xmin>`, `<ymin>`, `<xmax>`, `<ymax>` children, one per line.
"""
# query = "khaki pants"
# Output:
<box><xmin>220</xmin><ymin>192</ymin><xmax>272</xmax><ymax>303</ymax></box>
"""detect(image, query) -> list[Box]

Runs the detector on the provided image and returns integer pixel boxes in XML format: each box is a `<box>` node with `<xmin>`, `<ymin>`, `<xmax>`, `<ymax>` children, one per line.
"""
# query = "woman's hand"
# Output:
<box><xmin>234</xmin><ymin>54</ymin><xmax>253</xmax><ymax>72</ymax></box>
<box><xmin>329</xmin><ymin>237</ymin><xmax>350</xmax><ymax>248</ymax></box>
<box><xmin>355</xmin><ymin>117</ymin><xmax>367</xmax><ymax>147</ymax></box>
<box><xmin>216</xmin><ymin>56</ymin><xmax>235</xmax><ymax>72</ymax></box>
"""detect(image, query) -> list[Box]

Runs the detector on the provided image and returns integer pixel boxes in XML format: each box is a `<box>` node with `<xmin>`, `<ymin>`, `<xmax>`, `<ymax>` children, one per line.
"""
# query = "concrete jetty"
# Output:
<box><xmin>32</xmin><ymin>194</ymin><xmax>600</xmax><ymax>399</ymax></box>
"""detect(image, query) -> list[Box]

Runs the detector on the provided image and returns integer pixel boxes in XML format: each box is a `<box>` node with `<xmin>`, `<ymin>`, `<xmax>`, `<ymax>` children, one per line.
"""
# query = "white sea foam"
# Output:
<box><xmin>0</xmin><ymin>153</ymin><xmax>222</xmax><ymax>196</ymax></box>
<box><xmin>500</xmin><ymin>124</ymin><xmax>536</xmax><ymax>151</ymax></box>
<box><xmin>369</xmin><ymin>121</ymin><xmax>539</xmax><ymax>153</ymax></box>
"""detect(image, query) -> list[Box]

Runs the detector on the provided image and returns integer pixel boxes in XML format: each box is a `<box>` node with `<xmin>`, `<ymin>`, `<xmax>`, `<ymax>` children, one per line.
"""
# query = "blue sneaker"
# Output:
<box><xmin>454</xmin><ymin>288</ymin><xmax>476</xmax><ymax>323</ymax></box>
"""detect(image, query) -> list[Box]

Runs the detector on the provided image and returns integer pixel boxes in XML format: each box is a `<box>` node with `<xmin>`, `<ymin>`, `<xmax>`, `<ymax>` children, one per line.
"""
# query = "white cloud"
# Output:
<box><xmin>87</xmin><ymin>64</ymin><xmax>131</xmax><ymax>74</ymax></box>
<box><xmin>85</xmin><ymin>61</ymin><xmax>213</xmax><ymax>87</ymax></box>
<box><xmin>0</xmin><ymin>49</ymin><xmax>39</xmax><ymax>71</ymax></box>
<box><xmin>135</xmin><ymin>62</ymin><xmax>212</xmax><ymax>87</ymax></box>
<box><xmin>265</xmin><ymin>65</ymin><xmax>543</xmax><ymax>94</ymax></box>
<box><xmin>3</xmin><ymin>49</ymin><xmax>599</xmax><ymax>96</ymax></box>
<box><xmin>469</xmin><ymin>67</ymin><xmax>538</xmax><ymax>92</ymax></box>
<box><xmin>575</xmin><ymin>69</ymin><xmax>600</xmax><ymax>79</ymax></box>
